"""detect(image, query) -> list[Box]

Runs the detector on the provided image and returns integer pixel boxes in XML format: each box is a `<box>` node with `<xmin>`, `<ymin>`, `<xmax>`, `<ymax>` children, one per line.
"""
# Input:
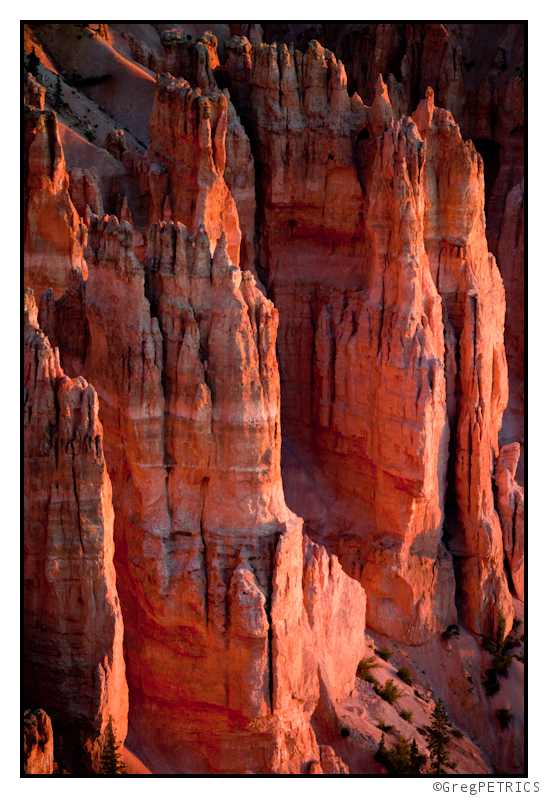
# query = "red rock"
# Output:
<box><xmin>68</xmin><ymin>167</ymin><xmax>104</xmax><ymax>219</ymax></box>
<box><xmin>495</xmin><ymin>444</ymin><xmax>524</xmax><ymax>601</ymax></box>
<box><xmin>23</xmin><ymin>25</ymin><xmax>524</xmax><ymax>773</ymax></box>
<box><xmin>24</xmin><ymin>288</ymin><xmax>128</xmax><ymax>770</ymax></box>
<box><xmin>82</xmin><ymin>215</ymin><xmax>365</xmax><ymax>772</ymax></box>
<box><xmin>413</xmin><ymin>89</ymin><xmax>513</xmax><ymax>636</ymax></box>
<box><xmin>104</xmin><ymin>128</ymin><xmax>128</xmax><ymax>161</ymax></box>
<box><xmin>497</xmin><ymin>181</ymin><xmax>524</xmax><ymax>478</ymax></box>
<box><xmin>24</xmin><ymin>709</ymin><xmax>54</xmax><ymax>775</ymax></box>
<box><xmin>24</xmin><ymin>106</ymin><xmax>87</xmax><ymax>298</ymax></box>
<box><xmin>140</xmin><ymin>72</ymin><xmax>257</xmax><ymax>272</ymax></box>
<box><xmin>24</xmin><ymin>72</ymin><xmax>45</xmax><ymax>109</ymax></box>
<box><xmin>248</xmin><ymin>42</ymin><xmax>457</xmax><ymax>643</ymax></box>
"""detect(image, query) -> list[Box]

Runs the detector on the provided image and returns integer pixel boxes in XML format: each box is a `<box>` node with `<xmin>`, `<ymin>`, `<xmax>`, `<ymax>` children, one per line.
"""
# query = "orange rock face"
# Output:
<box><xmin>81</xmin><ymin>215</ymin><xmax>365</xmax><ymax>773</ymax></box>
<box><xmin>24</xmin><ymin>288</ymin><xmax>128</xmax><ymax>770</ymax></box>
<box><xmin>494</xmin><ymin>444</ymin><xmax>524</xmax><ymax>602</ymax></box>
<box><xmin>24</xmin><ymin>709</ymin><xmax>54</xmax><ymax>775</ymax></box>
<box><xmin>413</xmin><ymin>91</ymin><xmax>513</xmax><ymax>636</ymax></box>
<box><xmin>24</xmin><ymin>81</ymin><xmax>87</xmax><ymax>298</ymax></box>
<box><xmin>247</xmin><ymin>39</ymin><xmax>514</xmax><ymax>640</ymax></box>
<box><xmin>135</xmin><ymin>71</ymin><xmax>256</xmax><ymax>273</ymax></box>
<box><xmin>23</xmin><ymin>23</ymin><xmax>524</xmax><ymax>774</ymax></box>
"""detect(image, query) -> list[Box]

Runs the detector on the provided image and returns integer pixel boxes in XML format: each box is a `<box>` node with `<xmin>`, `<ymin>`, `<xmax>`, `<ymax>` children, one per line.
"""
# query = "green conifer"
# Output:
<box><xmin>375</xmin><ymin>732</ymin><xmax>390</xmax><ymax>769</ymax></box>
<box><xmin>410</xmin><ymin>737</ymin><xmax>426</xmax><ymax>773</ymax></box>
<box><xmin>391</xmin><ymin>736</ymin><xmax>412</xmax><ymax>774</ymax></box>
<box><xmin>100</xmin><ymin>715</ymin><xmax>126</xmax><ymax>775</ymax></box>
<box><xmin>425</xmin><ymin>699</ymin><xmax>457</xmax><ymax>774</ymax></box>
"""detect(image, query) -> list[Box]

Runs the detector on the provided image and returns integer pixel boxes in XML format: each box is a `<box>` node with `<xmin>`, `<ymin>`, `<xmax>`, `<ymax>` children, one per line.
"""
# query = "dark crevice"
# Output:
<box><xmin>472</xmin><ymin>138</ymin><xmax>501</xmax><ymax>208</ymax></box>
<box><xmin>199</xmin><ymin>477</ymin><xmax>210</xmax><ymax>626</ymax></box>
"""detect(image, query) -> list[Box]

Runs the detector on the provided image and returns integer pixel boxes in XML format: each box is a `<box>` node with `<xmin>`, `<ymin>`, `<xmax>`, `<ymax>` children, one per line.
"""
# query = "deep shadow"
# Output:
<box><xmin>472</xmin><ymin>139</ymin><xmax>501</xmax><ymax>208</ymax></box>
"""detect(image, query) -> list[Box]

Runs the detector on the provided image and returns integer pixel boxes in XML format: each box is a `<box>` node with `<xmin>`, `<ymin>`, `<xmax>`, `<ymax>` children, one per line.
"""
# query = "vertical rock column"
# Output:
<box><xmin>414</xmin><ymin>89</ymin><xmax>513</xmax><ymax>636</ymax></box>
<box><xmin>83</xmin><ymin>216</ymin><xmax>365</xmax><ymax>773</ymax></box>
<box><xmin>24</xmin><ymin>288</ymin><xmax>128</xmax><ymax>771</ymax></box>
<box><xmin>24</xmin><ymin>83</ymin><xmax>87</xmax><ymax>298</ymax></box>
<box><xmin>140</xmin><ymin>71</ymin><xmax>256</xmax><ymax>273</ymax></box>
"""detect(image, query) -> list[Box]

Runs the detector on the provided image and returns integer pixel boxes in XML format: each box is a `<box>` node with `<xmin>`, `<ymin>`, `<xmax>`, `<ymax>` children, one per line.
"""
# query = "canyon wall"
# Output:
<box><xmin>23</xmin><ymin>709</ymin><xmax>54</xmax><ymax>775</ymax></box>
<box><xmin>23</xmin><ymin>288</ymin><xmax>128</xmax><ymax>771</ymax></box>
<box><xmin>74</xmin><ymin>214</ymin><xmax>365</xmax><ymax>772</ymax></box>
<box><xmin>245</xmin><ymin>39</ymin><xmax>512</xmax><ymax>639</ymax></box>
<box><xmin>23</xmin><ymin>22</ymin><xmax>524</xmax><ymax>774</ymax></box>
<box><xmin>24</xmin><ymin>93</ymin><xmax>87</xmax><ymax>299</ymax></box>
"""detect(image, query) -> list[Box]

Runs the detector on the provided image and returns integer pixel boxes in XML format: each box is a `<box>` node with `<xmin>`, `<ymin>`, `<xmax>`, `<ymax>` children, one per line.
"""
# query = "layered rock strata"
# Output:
<box><xmin>23</xmin><ymin>24</ymin><xmax>525</xmax><ymax>774</ymax></box>
<box><xmin>413</xmin><ymin>90</ymin><xmax>513</xmax><ymax>634</ymax></box>
<box><xmin>24</xmin><ymin>288</ymin><xmax>128</xmax><ymax>770</ymax></box>
<box><xmin>135</xmin><ymin>70</ymin><xmax>256</xmax><ymax>274</ymax></box>
<box><xmin>82</xmin><ymin>215</ymin><xmax>365</xmax><ymax>773</ymax></box>
<box><xmin>24</xmin><ymin>100</ymin><xmax>87</xmax><ymax>298</ymax></box>
<box><xmin>249</xmin><ymin>40</ymin><xmax>513</xmax><ymax>639</ymax></box>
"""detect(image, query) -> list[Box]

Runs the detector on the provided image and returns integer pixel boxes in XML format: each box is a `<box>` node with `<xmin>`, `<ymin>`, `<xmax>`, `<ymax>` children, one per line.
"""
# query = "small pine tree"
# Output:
<box><xmin>376</xmin><ymin>678</ymin><xmax>402</xmax><ymax>705</ymax></box>
<box><xmin>73</xmin><ymin>730</ymin><xmax>89</xmax><ymax>775</ymax></box>
<box><xmin>425</xmin><ymin>699</ymin><xmax>457</xmax><ymax>774</ymax></box>
<box><xmin>397</xmin><ymin>666</ymin><xmax>413</xmax><ymax>685</ymax></box>
<box><xmin>100</xmin><ymin>715</ymin><xmax>126</xmax><ymax>775</ymax></box>
<box><xmin>410</xmin><ymin>738</ymin><xmax>427</xmax><ymax>773</ymax></box>
<box><xmin>27</xmin><ymin>47</ymin><xmax>40</xmax><ymax>78</ymax></box>
<box><xmin>391</xmin><ymin>736</ymin><xmax>412</xmax><ymax>774</ymax></box>
<box><xmin>54</xmin><ymin>74</ymin><xmax>62</xmax><ymax>111</ymax></box>
<box><xmin>375</xmin><ymin>732</ymin><xmax>391</xmax><ymax>769</ymax></box>
<box><xmin>357</xmin><ymin>655</ymin><xmax>381</xmax><ymax>683</ymax></box>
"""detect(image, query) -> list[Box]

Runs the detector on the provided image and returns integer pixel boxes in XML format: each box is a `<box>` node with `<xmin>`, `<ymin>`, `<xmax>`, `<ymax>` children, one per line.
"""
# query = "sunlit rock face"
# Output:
<box><xmin>23</xmin><ymin>288</ymin><xmax>128</xmax><ymax>771</ymax></box>
<box><xmin>22</xmin><ymin>22</ymin><xmax>524</xmax><ymax>775</ymax></box>
<box><xmin>24</xmin><ymin>75</ymin><xmax>87</xmax><ymax>298</ymax></box>
<box><xmin>82</xmin><ymin>214</ymin><xmax>366</xmax><ymax>773</ymax></box>
<box><xmin>246</xmin><ymin>38</ymin><xmax>512</xmax><ymax>641</ymax></box>
<box><xmin>24</xmin><ymin>709</ymin><xmax>54</xmax><ymax>775</ymax></box>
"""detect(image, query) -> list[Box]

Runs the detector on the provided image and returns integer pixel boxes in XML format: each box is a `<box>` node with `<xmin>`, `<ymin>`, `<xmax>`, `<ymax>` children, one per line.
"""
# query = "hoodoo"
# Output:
<box><xmin>23</xmin><ymin>22</ymin><xmax>524</xmax><ymax>775</ymax></box>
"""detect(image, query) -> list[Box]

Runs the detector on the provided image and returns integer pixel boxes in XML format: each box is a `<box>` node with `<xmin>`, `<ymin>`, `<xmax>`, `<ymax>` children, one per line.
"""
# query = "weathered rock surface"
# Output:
<box><xmin>24</xmin><ymin>96</ymin><xmax>87</xmax><ymax>298</ymax></box>
<box><xmin>495</xmin><ymin>444</ymin><xmax>524</xmax><ymax>601</ymax></box>
<box><xmin>68</xmin><ymin>167</ymin><xmax>105</xmax><ymax>219</ymax></box>
<box><xmin>309</xmin><ymin>745</ymin><xmax>350</xmax><ymax>774</ymax></box>
<box><xmin>81</xmin><ymin>215</ymin><xmax>365</xmax><ymax>773</ymax></box>
<box><xmin>135</xmin><ymin>71</ymin><xmax>256</xmax><ymax>273</ymax></box>
<box><xmin>24</xmin><ymin>709</ymin><xmax>54</xmax><ymax>774</ymax></box>
<box><xmin>497</xmin><ymin>181</ymin><xmax>524</xmax><ymax>479</ymax></box>
<box><xmin>24</xmin><ymin>288</ymin><xmax>128</xmax><ymax>770</ymax></box>
<box><xmin>413</xmin><ymin>90</ymin><xmax>513</xmax><ymax>636</ymax></box>
<box><xmin>229</xmin><ymin>24</ymin><xmax>524</xmax><ymax>479</ymax></box>
<box><xmin>247</xmin><ymin>38</ymin><xmax>512</xmax><ymax>640</ymax></box>
<box><xmin>23</xmin><ymin>23</ymin><xmax>524</xmax><ymax>774</ymax></box>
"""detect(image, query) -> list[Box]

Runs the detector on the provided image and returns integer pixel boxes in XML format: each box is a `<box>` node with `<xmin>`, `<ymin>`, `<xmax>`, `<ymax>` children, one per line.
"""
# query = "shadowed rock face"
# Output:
<box><xmin>23</xmin><ymin>288</ymin><xmax>128</xmax><ymax>771</ymax></box>
<box><xmin>23</xmin><ymin>23</ymin><xmax>523</xmax><ymax>774</ymax></box>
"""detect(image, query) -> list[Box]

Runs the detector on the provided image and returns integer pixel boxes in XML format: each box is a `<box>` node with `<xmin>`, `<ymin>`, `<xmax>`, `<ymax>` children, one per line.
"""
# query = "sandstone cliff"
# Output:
<box><xmin>24</xmin><ymin>288</ymin><xmax>128</xmax><ymax>770</ymax></box>
<box><xmin>81</xmin><ymin>214</ymin><xmax>365</xmax><ymax>773</ymax></box>
<box><xmin>134</xmin><ymin>70</ymin><xmax>256</xmax><ymax>274</ymax></box>
<box><xmin>494</xmin><ymin>444</ymin><xmax>524</xmax><ymax>602</ymax></box>
<box><xmin>24</xmin><ymin>84</ymin><xmax>87</xmax><ymax>298</ymax></box>
<box><xmin>23</xmin><ymin>23</ymin><xmax>524</xmax><ymax>775</ymax></box>
<box><xmin>245</xmin><ymin>38</ymin><xmax>516</xmax><ymax>640</ymax></box>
